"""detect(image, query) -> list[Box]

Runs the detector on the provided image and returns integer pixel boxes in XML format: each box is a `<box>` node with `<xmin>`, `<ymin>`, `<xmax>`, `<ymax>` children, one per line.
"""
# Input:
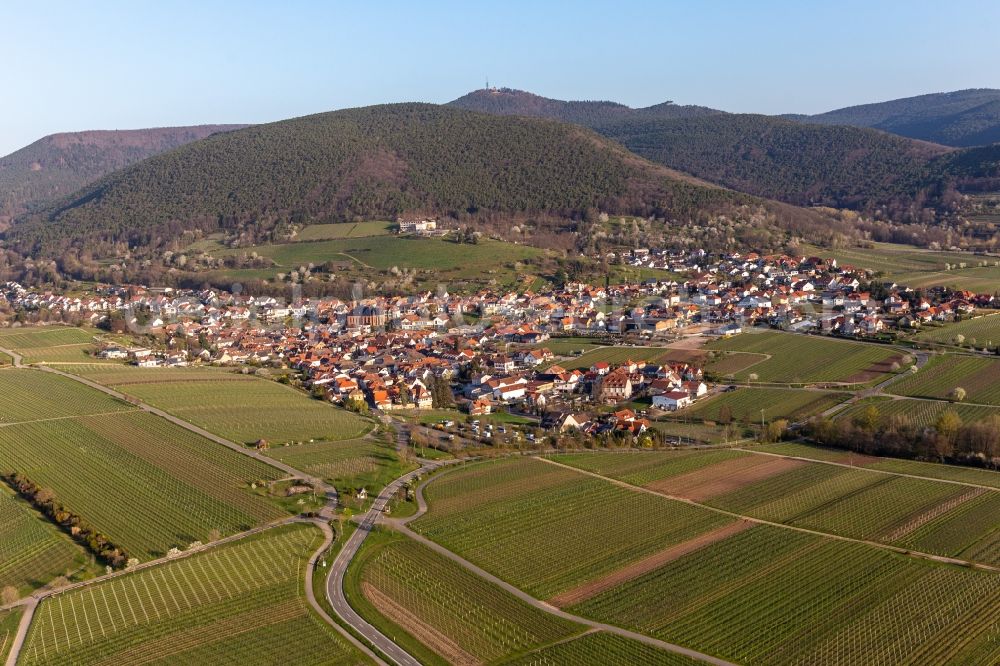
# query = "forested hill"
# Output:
<box><xmin>0</xmin><ymin>125</ymin><xmax>246</xmax><ymax>223</ymax></box>
<box><xmin>595</xmin><ymin>114</ymin><xmax>951</xmax><ymax>210</ymax></box>
<box><xmin>794</xmin><ymin>89</ymin><xmax>1000</xmax><ymax>147</ymax></box>
<box><xmin>448</xmin><ymin>88</ymin><xmax>721</xmax><ymax>125</ymax></box>
<box><xmin>7</xmin><ymin>103</ymin><xmax>765</xmax><ymax>257</ymax></box>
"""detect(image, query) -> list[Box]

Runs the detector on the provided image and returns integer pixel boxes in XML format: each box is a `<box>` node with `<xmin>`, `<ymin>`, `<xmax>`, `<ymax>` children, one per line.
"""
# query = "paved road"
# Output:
<box><xmin>3</xmin><ymin>599</ymin><xmax>36</xmax><ymax>666</ymax></box>
<box><xmin>384</xmin><ymin>470</ymin><xmax>740</xmax><ymax>666</ymax></box>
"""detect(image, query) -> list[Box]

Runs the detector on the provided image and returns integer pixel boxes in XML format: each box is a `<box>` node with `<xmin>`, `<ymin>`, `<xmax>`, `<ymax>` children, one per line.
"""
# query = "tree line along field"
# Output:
<box><xmin>57</xmin><ymin>363</ymin><xmax>372</xmax><ymax>445</ymax></box>
<box><xmin>417</xmin><ymin>455</ymin><xmax>1000</xmax><ymax>665</ymax></box>
<box><xmin>704</xmin><ymin>330</ymin><xmax>905</xmax><ymax>383</ymax></box>
<box><xmin>0</xmin><ymin>326</ymin><xmax>99</xmax><ymax>364</ymax></box>
<box><xmin>346</xmin><ymin>531</ymin><xmax>582</xmax><ymax>665</ymax></box>
<box><xmin>913</xmin><ymin>313</ymin><xmax>1000</xmax><ymax>346</ymax></box>
<box><xmin>839</xmin><ymin>396</ymin><xmax>1000</xmax><ymax>429</ymax></box>
<box><xmin>0</xmin><ymin>486</ymin><xmax>89</xmax><ymax>596</ymax></box>
<box><xmin>551</xmin><ymin>449</ymin><xmax>1000</xmax><ymax>566</ymax></box>
<box><xmin>677</xmin><ymin>387</ymin><xmax>846</xmax><ymax>424</ymax></box>
<box><xmin>887</xmin><ymin>355</ymin><xmax>1000</xmax><ymax>405</ymax></box>
<box><xmin>0</xmin><ymin>407</ymin><xmax>287</xmax><ymax>561</ymax></box>
<box><xmin>18</xmin><ymin>524</ymin><xmax>365</xmax><ymax>666</ymax></box>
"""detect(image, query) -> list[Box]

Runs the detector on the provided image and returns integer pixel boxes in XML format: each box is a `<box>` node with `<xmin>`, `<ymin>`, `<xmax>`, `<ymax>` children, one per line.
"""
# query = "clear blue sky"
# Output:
<box><xmin>3</xmin><ymin>0</ymin><xmax>999</xmax><ymax>155</ymax></box>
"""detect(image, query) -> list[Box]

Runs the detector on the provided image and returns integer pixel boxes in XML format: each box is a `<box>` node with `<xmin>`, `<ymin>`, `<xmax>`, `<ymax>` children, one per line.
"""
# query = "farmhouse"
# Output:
<box><xmin>653</xmin><ymin>390</ymin><xmax>693</xmax><ymax>411</ymax></box>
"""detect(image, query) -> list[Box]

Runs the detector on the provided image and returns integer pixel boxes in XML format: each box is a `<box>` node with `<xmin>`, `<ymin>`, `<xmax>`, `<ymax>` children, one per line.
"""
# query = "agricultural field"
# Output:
<box><xmin>296</xmin><ymin>220</ymin><xmax>394</xmax><ymax>240</ymax></box>
<box><xmin>570</xmin><ymin>523</ymin><xmax>1000</xmax><ymax>665</ymax></box>
<box><xmin>0</xmin><ymin>607</ymin><xmax>23</xmax><ymax>664</ymax></box>
<box><xmin>704</xmin><ymin>330</ymin><xmax>904</xmax><ymax>383</ymax></box>
<box><xmin>0</xmin><ymin>326</ymin><xmax>99</xmax><ymax>364</ymax></box>
<box><xmin>18</xmin><ymin>524</ymin><xmax>364</xmax><ymax>666</ymax></box>
<box><xmin>346</xmin><ymin>532</ymin><xmax>581</xmax><ymax>665</ymax></box>
<box><xmin>0</xmin><ymin>368</ymin><xmax>133</xmax><ymax>423</ymax></box>
<box><xmin>649</xmin><ymin>420</ymin><xmax>749</xmax><ymax>445</ymax></box>
<box><xmin>56</xmin><ymin>364</ymin><xmax>372</xmax><ymax>445</ymax></box>
<box><xmin>502</xmin><ymin>631</ymin><xmax>703</xmax><ymax>666</ymax></box>
<box><xmin>800</xmin><ymin>242</ymin><xmax>1000</xmax><ymax>292</ymax></box>
<box><xmin>550</xmin><ymin>449</ymin><xmax>749</xmax><ymax>487</ymax></box>
<box><xmin>0</xmin><ymin>486</ymin><xmax>89</xmax><ymax>596</ymax></box>
<box><xmin>838</xmin><ymin>396</ymin><xmax>1000</xmax><ymax>428</ymax></box>
<box><xmin>539</xmin><ymin>336</ymin><xmax>606</xmax><ymax>355</ymax></box>
<box><xmin>264</xmin><ymin>437</ymin><xmax>411</xmax><ymax>495</ymax></box>
<box><xmin>752</xmin><ymin>441</ymin><xmax>1000</xmax><ymax>488</ymax></box>
<box><xmin>679</xmin><ymin>387</ymin><xmax>846</xmax><ymax>424</ymax></box>
<box><xmin>0</xmin><ymin>410</ymin><xmax>286</xmax><ymax>560</ymax></box>
<box><xmin>888</xmin><ymin>354</ymin><xmax>1000</xmax><ymax>405</ymax></box>
<box><xmin>913</xmin><ymin>313</ymin><xmax>1000</xmax><ymax>347</ymax></box>
<box><xmin>411</xmin><ymin>457</ymin><xmax>732</xmax><ymax>599</ymax></box>
<box><xmin>553</xmin><ymin>345</ymin><xmax>672</xmax><ymax>370</ymax></box>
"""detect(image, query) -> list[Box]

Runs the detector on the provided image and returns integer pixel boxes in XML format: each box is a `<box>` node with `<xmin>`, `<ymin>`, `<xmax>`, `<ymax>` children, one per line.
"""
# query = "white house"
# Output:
<box><xmin>653</xmin><ymin>390</ymin><xmax>693</xmax><ymax>411</ymax></box>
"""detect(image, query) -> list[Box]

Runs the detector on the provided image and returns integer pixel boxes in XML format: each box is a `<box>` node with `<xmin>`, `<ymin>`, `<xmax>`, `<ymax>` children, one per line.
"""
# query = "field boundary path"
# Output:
<box><xmin>382</xmin><ymin>467</ymin><xmax>739</xmax><ymax>666</ymax></box>
<box><xmin>536</xmin><ymin>456</ymin><xmax>1000</xmax><ymax>573</ymax></box>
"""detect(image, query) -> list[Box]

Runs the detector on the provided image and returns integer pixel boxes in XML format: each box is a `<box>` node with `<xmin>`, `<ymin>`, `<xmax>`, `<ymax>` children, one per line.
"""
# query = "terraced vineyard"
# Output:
<box><xmin>0</xmin><ymin>410</ymin><xmax>286</xmax><ymax>560</ymax></box>
<box><xmin>58</xmin><ymin>364</ymin><xmax>372</xmax><ymax>444</ymax></box>
<box><xmin>503</xmin><ymin>631</ymin><xmax>702</xmax><ymax>665</ymax></box>
<box><xmin>0</xmin><ymin>368</ymin><xmax>133</xmax><ymax>423</ymax></box>
<box><xmin>347</xmin><ymin>533</ymin><xmax>581</xmax><ymax>665</ymax></box>
<box><xmin>704</xmin><ymin>331</ymin><xmax>903</xmax><ymax>383</ymax></box>
<box><xmin>18</xmin><ymin>524</ymin><xmax>364</xmax><ymax>665</ymax></box>
<box><xmin>0</xmin><ymin>486</ymin><xmax>87</xmax><ymax>595</ymax></box>
<box><xmin>679</xmin><ymin>387</ymin><xmax>846</xmax><ymax>423</ymax></box>
<box><xmin>411</xmin><ymin>457</ymin><xmax>731</xmax><ymax>599</ymax></box>
<box><xmin>888</xmin><ymin>355</ymin><xmax>1000</xmax><ymax>405</ymax></box>
<box><xmin>838</xmin><ymin>396</ymin><xmax>1000</xmax><ymax>428</ymax></box>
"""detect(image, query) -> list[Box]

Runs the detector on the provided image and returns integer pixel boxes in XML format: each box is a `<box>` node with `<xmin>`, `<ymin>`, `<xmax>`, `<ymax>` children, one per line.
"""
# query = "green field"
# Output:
<box><xmin>705</xmin><ymin>331</ymin><xmax>903</xmax><ymax>383</ymax></box>
<box><xmin>801</xmin><ymin>242</ymin><xmax>1000</xmax><ymax>292</ymax></box>
<box><xmin>503</xmin><ymin>631</ymin><xmax>702</xmax><ymax>666</ymax></box>
<box><xmin>751</xmin><ymin>442</ymin><xmax>1000</xmax><ymax>488</ymax></box>
<box><xmin>553</xmin><ymin>345</ymin><xmax>672</xmax><ymax>370</ymax></box>
<box><xmin>346</xmin><ymin>532</ymin><xmax>581</xmax><ymax>665</ymax></box>
<box><xmin>0</xmin><ymin>607</ymin><xmax>24</xmax><ymax>664</ymax></box>
<box><xmin>19</xmin><ymin>524</ymin><xmax>364</xmax><ymax>665</ymax></box>
<box><xmin>264</xmin><ymin>437</ymin><xmax>411</xmax><ymax>494</ymax></box>
<box><xmin>570</xmin><ymin>523</ymin><xmax>1000</xmax><ymax>665</ymax></box>
<box><xmin>0</xmin><ymin>486</ymin><xmax>88</xmax><ymax>595</ymax></box>
<box><xmin>0</xmin><ymin>369</ymin><xmax>133</xmax><ymax>423</ymax></box>
<box><xmin>0</xmin><ymin>326</ymin><xmax>98</xmax><ymax>363</ymax></box>
<box><xmin>541</xmin><ymin>336</ymin><xmax>606</xmax><ymax>355</ymax></box>
<box><xmin>57</xmin><ymin>364</ymin><xmax>372</xmax><ymax>445</ymax></box>
<box><xmin>839</xmin><ymin>396</ymin><xmax>1000</xmax><ymax>428</ymax></box>
<box><xmin>297</xmin><ymin>220</ymin><xmax>394</xmax><ymax>240</ymax></box>
<box><xmin>411</xmin><ymin>457</ymin><xmax>731</xmax><ymax>599</ymax></box>
<box><xmin>913</xmin><ymin>314</ymin><xmax>1000</xmax><ymax>347</ymax></box>
<box><xmin>550</xmin><ymin>449</ymin><xmax>749</xmax><ymax>486</ymax></box>
<box><xmin>680</xmin><ymin>387</ymin><xmax>846</xmax><ymax>424</ymax></box>
<box><xmin>888</xmin><ymin>355</ymin><xmax>1000</xmax><ymax>405</ymax></box>
<box><xmin>0</xmin><ymin>410</ymin><xmax>286</xmax><ymax>560</ymax></box>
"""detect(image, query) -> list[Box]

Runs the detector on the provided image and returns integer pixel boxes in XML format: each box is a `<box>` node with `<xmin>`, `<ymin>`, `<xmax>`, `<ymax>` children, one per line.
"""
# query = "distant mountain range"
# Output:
<box><xmin>0</xmin><ymin>125</ymin><xmax>246</xmax><ymax>224</ymax></box>
<box><xmin>10</xmin><ymin>104</ymin><xmax>784</xmax><ymax>257</ymax></box>
<box><xmin>790</xmin><ymin>89</ymin><xmax>1000</xmax><ymax>147</ymax></box>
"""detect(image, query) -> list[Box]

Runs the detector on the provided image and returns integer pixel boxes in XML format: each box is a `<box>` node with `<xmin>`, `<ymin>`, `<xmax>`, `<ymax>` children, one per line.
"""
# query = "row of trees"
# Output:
<box><xmin>3</xmin><ymin>472</ymin><xmax>133</xmax><ymax>569</ymax></box>
<box><xmin>804</xmin><ymin>408</ymin><xmax>1000</xmax><ymax>468</ymax></box>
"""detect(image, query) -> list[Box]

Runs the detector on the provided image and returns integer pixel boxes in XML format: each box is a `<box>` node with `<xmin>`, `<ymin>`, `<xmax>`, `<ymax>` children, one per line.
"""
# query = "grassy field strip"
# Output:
<box><xmin>887</xmin><ymin>354</ymin><xmax>1000</xmax><ymax>405</ymax></box>
<box><xmin>553</xmin><ymin>346</ymin><xmax>672</xmax><ymax>371</ymax></box>
<box><xmin>678</xmin><ymin>387</ymin><xmax>848</xmax><ymax>424</ymax></box>
<box><xmin>17</xmin><ymin>523</ymin><xmax>363</xmax><ymax>666</ymax></box>
<box><xmin>500</xmin><ymin>630</ymin><xmax>705</xmax><ymax>665</ymax></box>
<box><xmin>536</xmin><ymin>456</ymin><xmax>1000</xmax><ymax>572</ymax></box>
